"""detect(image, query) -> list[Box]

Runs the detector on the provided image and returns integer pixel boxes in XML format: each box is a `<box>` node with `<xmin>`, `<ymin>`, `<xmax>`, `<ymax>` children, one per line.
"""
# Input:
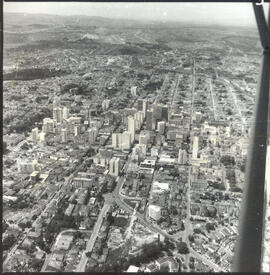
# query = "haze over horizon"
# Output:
<box><xmin>4</xmin><ymin>2</ymin><xmax>269</xmax><ymax>27</ymax></box>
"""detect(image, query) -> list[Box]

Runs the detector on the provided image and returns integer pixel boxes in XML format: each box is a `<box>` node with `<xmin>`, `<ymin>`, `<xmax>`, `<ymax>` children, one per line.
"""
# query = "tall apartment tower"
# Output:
<box><xmin>178</xmin><ymin>149</ymin><xmax>187</xmax><ymax>164</ymax></box>
<box><xmin>128</xmin><ymin>116</ymin><xmax>136</xmax><ymax>142</ymax></box>
<box><xmin>32</xmin><ymin>128</ymin><xmax>39</xmax><ymax>142</ymax></box>
<box><xmin>109</xmin><ymin>157</ymin><xmax>120</xmax><ymax>176</ymax></box>
<box><xmin>192</xmin><ymin>136</ymin><xmax>199</xmax><ymax>159</ymax></box>
<box><xmin>61</xmin><ymin>128</ymin><xmax>68</xmax><ymax>143</ymax></box>
<box><xmin>63</xmin><ymin>107</ymin><xmax>69</xmax><ymax>120</ymax></box>
<box><xmin>146</xmin><ymin>110</ymin><xmax>154</xmax><ymax>131</ymax></box>
<box><xmin>53</xmin><ymin>107</ymin><xmax>63</xmax><ymax>123</ymax></box>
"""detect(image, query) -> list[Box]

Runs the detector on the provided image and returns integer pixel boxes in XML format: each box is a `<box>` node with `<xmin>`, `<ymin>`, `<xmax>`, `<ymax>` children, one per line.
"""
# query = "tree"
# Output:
<box><xmin>85</xmin><ymin>251</ymin><xmax>92</xmax><ymax>257</ymax></box>
<box><xmin>188</xmin><ymin>235</ymin><xmax>195</xmax><ymax>243</ymax></box>
<box><xmin>177</xmin><ymin>242</ymin><xmax>189</xmax><ymax>254</ymax></box>
<box><xmin>206</xmin><ymin>223</ymin><xmax>215</xmax><ymax>232</ymax></box>
<box><xmin>3</xmin><ymin>235</ymin><xmax>17</xmax><ymax>251</ymax></box>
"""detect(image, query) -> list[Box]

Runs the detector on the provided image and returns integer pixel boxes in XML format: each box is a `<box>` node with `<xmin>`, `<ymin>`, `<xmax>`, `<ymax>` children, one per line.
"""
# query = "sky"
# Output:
<box><xmin>3</xmin><ymin>2</ymin><xmax>270</xmax><ymax>27</ymax></box>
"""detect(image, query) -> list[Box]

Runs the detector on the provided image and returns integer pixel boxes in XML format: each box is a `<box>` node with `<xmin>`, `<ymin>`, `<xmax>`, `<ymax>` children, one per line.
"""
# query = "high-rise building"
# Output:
<box><xmin>31</xmin><ymin>128</ymin><xmax>39</xmax><ymax>142</ymax></box>
<box><xmin>153</xmin><ymin>104</ymin><xmax>163</xmax><ymax>120</ymax></box>
<box><xmin>137</xmin><ymin>99</ymin><xmax>148</xmax><ymax>118</ymax></box>
<box><xmin>161</xmin><ymin>106</ymin><xmax>169</xmax><ymax>121</ymax></box>
<box><xmin>139</xmin><ymin>132</ymin><xmax>150</xmax><ymax>145</ymax></box>
<box><xmin>109</xmin><ymin>157</ymin><xmax>120</xmax><ymax>176</ymax></box>
<box><xmin>157</xmin><ymin>121</ymin><xmax>165</xmax><ymax>135</ymax></box>
<box><xmin>42</xmin><ymin>118</ymin><xmax>55</xmax><ymax>133</ymax></box>
<box><xmin>88</xmin><ymin>128</ymin><xmax>98</xmax><ymax>144</ymax></box>
<box><xmin>102</xmin><ymin>99</ymin><xmax>110</xmax><ymax>110</ymax></box>
<box><xmin>74</xmin><ymin>125</ymin><xmax>80</xmax><ymax>137</ymax></box>
<box><xmin>192</xmin><ymin>136</ymin><xmax>199</xmax><ymax>159</ymax></box>
<box><xmin>137</xmin><ymin>99</ymin><xmax>143</xmax><ymax>111</ymax></box>
<box><xmin>61</xmin><ymin>128</ymin><xmax>68</xmax><ymax>143</ymax></box>
<box><xmin>121</xmin><ymin>131</ymin><xmax>131</xmax><ymax>150</ymax></box>
<box><xmin>131</xmin><ymin>86</ymin><xmax>137</xmax><ymax>96</ymax></box>
<box><xmin>112</xmin><ymin>133</ymin><xmax>119</xmax><ymax>148</ymax></box>
<box><xmin>39</xmin><ymin>132</ymin><xmax>46</xmax><ymax>146</ymax></box>
<box><xmin>53</xmin><ymin>107</ymin><xmax>63</xmax><ymax>123</ymax></box>
<box><xmin>63</xmin><ymin>107</ymin><xmax>69</xmax><ymax>120</ymax></box>
<box><xmin>146</xmin><ymin>110</ymin><xmax>154</xmax><ymax>131</ymax></box>
<box><xmin>53</xmin><ymin>97</ymin><xmax>60</xmax><ymax>109</ymax></box>
<box><xmin>128</xmin><ymin>116</ymin><xmax>136</xmax><ymax>142</ymax></box>
<box><xmin>148</xmin><ymin>205</ymin><xmax>161</xmax><ymax>221</ymax></box>
<box><xmin>178</xmin><ymin>149</ymin><xmax>188</xmax><ymax>164</ymax></box>
<box><xmin>142</xmin><ymin>100</ymin><xmax>148</xmax><ymax>118</ymax></box>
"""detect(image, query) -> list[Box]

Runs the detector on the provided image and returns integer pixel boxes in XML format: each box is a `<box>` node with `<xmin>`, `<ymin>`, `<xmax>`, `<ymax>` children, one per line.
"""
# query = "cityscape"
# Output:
<box><xmin>2</xmin><ymin>3</ymin><xmax>270</xmax><ymax>273</ymax></box>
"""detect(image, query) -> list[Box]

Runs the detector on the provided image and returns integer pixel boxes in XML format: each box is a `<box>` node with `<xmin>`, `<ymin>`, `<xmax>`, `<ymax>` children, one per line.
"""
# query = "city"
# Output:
<box><xmin>2</xmin><ymin>4</ymin><xmax>269</xmax><ymax>273</ymax></box>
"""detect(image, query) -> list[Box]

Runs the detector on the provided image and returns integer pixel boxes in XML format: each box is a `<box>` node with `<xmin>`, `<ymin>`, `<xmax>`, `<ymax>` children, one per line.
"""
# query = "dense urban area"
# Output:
<box><xmin>3</xmin><ymin>12</ymin><xmax>270</xmax><ymax>272</ymax></box>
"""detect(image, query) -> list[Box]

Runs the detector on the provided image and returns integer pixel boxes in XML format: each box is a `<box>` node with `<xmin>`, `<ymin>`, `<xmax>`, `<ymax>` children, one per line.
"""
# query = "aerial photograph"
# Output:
<box><xmin>2</xmin><ymin>1</ymin><xmax>270</xmax><ymax>273</ymax></box>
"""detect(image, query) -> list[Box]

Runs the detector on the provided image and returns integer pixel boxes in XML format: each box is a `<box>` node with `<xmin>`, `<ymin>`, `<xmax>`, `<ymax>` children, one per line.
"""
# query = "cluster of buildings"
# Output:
<box><xmin>3</xmin><ymin>19</ymin><xmax>263</xmax><ymax>273</ymax></box>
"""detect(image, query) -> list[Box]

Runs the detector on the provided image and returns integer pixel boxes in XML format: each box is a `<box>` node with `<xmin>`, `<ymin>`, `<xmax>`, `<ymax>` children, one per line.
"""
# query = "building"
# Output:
<box><xmin>54</xmin><ymin>234</ymin><xmax>74</xmax><ymax>251</ymax></box>
<box><xmin>112</xmin><ymin>133</ymin><xmax>119</xmax><ymax>149</ymax></box>
<box><xmin>192</xmin><ymin>136</ymin><xmax>199</xmax><ymax>159</ymax></box>
<box><xmin>61</xmin><ymin>128</ymin><xmax>68</xmax><ymax>143</ymax></box>
<box><xmin>102</xmin><ymin>99</ymin><xmax>110</xmax><ymax>110</ymax></box>
<box><xmin>53</xmin><ymin>107</ymin><xmax>63</xmax><ymax>123</ymax></box>
<box><xmin>53</xmin><ymin>97</ymin><xmax>60</xmax><ymax>109</ymax></box>
<box><xmin>73</xmin><ymin>177</ymin><xmax>93</xmax><ymax>188</ymax></box>
<box><xmin>17</xmin><ymin>160</ymin><xmax>34</xmax><ymax>174</ymax></box>
<box><xmin>109</xmin><ymin>157</ymin><xmax>120</xmax><ymax>176</ymax></box>
<box><xmin>139</xmin><ymin>132</ymin><xmax>150</xmax><ymax>145</ymax></box>
<box><xmin>39</xmin><ymin>132</ymin><xmax>46</xmax><ymax>146</ymax></box>
<box><xmin>31</xmin><ymin>127</ymin><xmax>39</xmax><ymax>142</ymax></box>
<box><xmin>62</xmin><ymin>107</ymin><xmax>69</xmax><ymax>120</ymax></box>
<box><xmin>146</xmin><ymin>110</ymin><xmax>155</xmax><ymax>131</ymax></box>
<box><xmin>161</xmin><ymin>106</ymin><xmax>169</xmax><ymax>121</ymax></box>
<box><xmin>153</xmin><ymin>104</ymin><xmax>163</xmax><ymax>120</ymax></box>
<box><xmin>157</xmin><ymin>121</ymin><xmax>165</xmax><ymax>135</ymax></box>
<box><xmin>126</xmin><ymin>265</ymin><xmax>140</xmax><ymax>272</ymax></box>
<box><xmin>42</xmin><ymin>118</ymin><xmax>55</xmax><ymax>133</ymax></box>
<box><xmin>88</xmin><ymin>128</ymin><xmax>98</xmax><ymax>144</ymax></box>
<box><xmin>74</xmin><ymin>125</ymin><xmax>80</xmax><ymax>137</ymax></box>
<box><xmin>128</xmin><ymin>116</ymin><xmax>136</xmax><ymax>142</ymax></box>
<box><xmin>112</xmin><ymin>132</ymin><xmax>131</xmax><ymax>150</ymax></box>
<box><xmin>134</xmin><ymin>111</ymin><xmax>144</xmax><ymax>129</ymax></box>
<box><xmin>131</xmin><ymin>86</ymin><xmax>137</xmax><ymax>96</ymax></box>
<box><xmin>137</xmin><ymin>99</ymin><xmax>148</xmax><ymax>117</ymax></box>
<box><xmin>148</xmin><ymin>204</ymin><xmax>161</xmax><ymax>221</ymax></box>
<box><xmin>178</xmin><ymin>149</ymin><xmax>188</xmax><ymax>164</ymax></box>
<box><xmin>152</xmin><ymin>181</ymin><xmax>170</xmax><ymax>193</ymax></box>
<box><xmin>121</xmin><ymin>131</ymin><xmax>131</xmax><ymax>150</ymax></box>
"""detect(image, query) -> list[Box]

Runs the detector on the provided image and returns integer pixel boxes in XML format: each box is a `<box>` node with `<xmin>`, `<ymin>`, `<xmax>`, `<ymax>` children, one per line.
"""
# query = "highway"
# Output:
<box><xmin>76</xmin><ymin>203</ymin><xmax>110</xmax><ymax>272</ymax></box>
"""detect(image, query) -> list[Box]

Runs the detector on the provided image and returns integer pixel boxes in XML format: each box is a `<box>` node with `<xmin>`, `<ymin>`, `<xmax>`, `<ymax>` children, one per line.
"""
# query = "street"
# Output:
<box><xmin>76</xmin><ymin>203</ymin><xmax>110</xmax><ymax>272</ymax></box>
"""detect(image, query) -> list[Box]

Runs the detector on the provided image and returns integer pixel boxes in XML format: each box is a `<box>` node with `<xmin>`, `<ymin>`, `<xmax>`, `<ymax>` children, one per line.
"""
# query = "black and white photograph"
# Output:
<box><xmin>2</xmin><ymin>1</ymin><xmax>270</xmax><ymax>273</ymax></box>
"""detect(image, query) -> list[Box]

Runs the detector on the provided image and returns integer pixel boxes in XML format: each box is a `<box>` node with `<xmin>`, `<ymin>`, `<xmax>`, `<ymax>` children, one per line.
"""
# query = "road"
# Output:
<box><xmin>76</xmin><ymin>203</ymin><xmax>110</xmax><ymax>272</ymax></box>
<box><xmin>208</xmin><ymin>78</ymin><xmax>217</xmax><ymax>120</ymax></box>
<box><xmin>41</xmin><ymin>228</ymin><xmax>91</xmax><ymax>272</ymax></box>
<box><xmin>221</xmin><ymin>78</ymin><xmax>246</xmax><ymax>126</ymax></box>
<box><xmin>134</xmin><ymin>31</ymin><xmax>152</xmax><ymax>44</ymax></box>
<box><xmin>4</xmin><ymin>24</ymin><xmax>65</xmax><ymax>34</ymax></box>
<box><xmin>189</xmin><ymin>58</ymin><xmax>196</xmax><ymax>129</ymax></box>
<box><xmin>190</xmin><ymin>247</ymin><xmax>223</xmax><ymax>272</ymax></box>
<box><xmin>170</xmin><ymin>73</ymin><xmax>181</xmax><ymax>106</ymax></box>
